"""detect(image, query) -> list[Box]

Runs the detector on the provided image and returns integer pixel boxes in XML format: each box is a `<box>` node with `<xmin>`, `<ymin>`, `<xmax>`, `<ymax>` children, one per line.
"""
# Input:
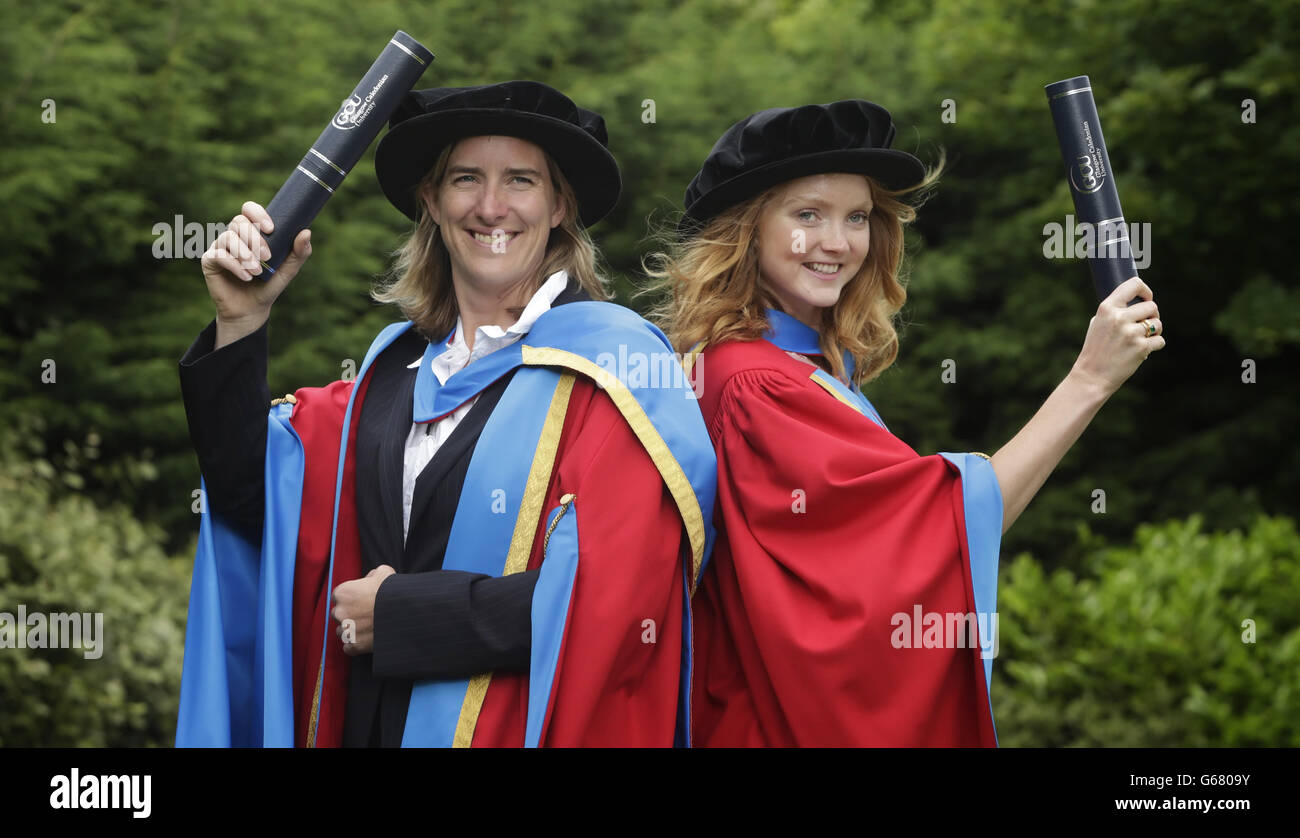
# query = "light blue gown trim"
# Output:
<box><xmin>525</xmin><ymin>501</ymin><xmax>581</xmax><ymax>747</ymax></box>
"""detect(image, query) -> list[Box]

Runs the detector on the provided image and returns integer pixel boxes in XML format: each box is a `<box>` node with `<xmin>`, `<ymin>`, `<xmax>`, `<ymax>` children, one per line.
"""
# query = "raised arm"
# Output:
<box><xmin>178</xmin><ymin>200</ymin><xmax>314</xmax><ymax>539</ymax></box>
<box><xmin>990</xmin><ymin>277</ymin><xmax>1165</xmax><ymax>533</ymax></box>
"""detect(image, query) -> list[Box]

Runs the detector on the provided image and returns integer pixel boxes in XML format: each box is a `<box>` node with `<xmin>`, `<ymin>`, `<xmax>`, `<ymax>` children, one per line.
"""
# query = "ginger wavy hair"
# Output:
<box><xmin>371</xmin><ymin>140</ymin><xmax>610</xmax><ymax>341</ymax></box>
<box><xmin>647</xmin><ymin>156</ymin><xmax>943</xmax><ymax>386</ymax></box>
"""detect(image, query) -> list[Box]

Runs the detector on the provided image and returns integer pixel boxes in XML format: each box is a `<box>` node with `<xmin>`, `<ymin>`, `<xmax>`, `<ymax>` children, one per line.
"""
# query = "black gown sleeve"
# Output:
<box><xmin>370</xmin><ymin>568</ymin><xmax>540</xmax><ymax>680</ymax></box>
<box><xmin>178</xmin><ymin>317</ymin><xmax>272</xmax><ymax>543</ymax></box>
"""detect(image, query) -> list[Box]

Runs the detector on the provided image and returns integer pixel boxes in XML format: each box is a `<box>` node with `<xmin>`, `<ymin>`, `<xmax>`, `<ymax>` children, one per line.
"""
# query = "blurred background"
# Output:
<box><xmin>1</xmin><ymin>0</ymin><xmax>1296</xmax><ymax>746</ymax></box>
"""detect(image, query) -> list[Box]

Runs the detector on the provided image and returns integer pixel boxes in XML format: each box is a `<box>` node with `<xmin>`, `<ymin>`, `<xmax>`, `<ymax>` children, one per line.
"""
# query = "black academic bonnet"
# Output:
<box><xmin>680</xmin><ymin>99</ymin><xmax>926</xmax><ymax>233</ymax></box>
<box><xmin>375</xmin><ymin>80</ymin><xmax>621</xmax><ymax>227</ymax></box>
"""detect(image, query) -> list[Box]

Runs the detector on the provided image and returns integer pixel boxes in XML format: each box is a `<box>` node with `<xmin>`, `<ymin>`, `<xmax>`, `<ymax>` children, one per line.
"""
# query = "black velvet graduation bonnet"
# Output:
<box><xmin>375</xmin><ymin>80</ymin><xmax>621</xmax><ymax>227</ymax></box>
<box><xmin>681</xmin><ymin>99</ymin><xmax>925</xmax><ymax>232</ymax></box>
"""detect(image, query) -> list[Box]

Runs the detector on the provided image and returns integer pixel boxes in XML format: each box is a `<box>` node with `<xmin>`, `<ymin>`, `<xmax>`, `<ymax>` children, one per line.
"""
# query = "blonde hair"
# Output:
<box><xmin>646</xmin><ymin>154</ymin><xmax>944</xmax><ymax>385</ymax></box>
<box><xmin>371</xmin><ymin>139</ymin><xmax>610</xmax><ymax>340</ymax></box>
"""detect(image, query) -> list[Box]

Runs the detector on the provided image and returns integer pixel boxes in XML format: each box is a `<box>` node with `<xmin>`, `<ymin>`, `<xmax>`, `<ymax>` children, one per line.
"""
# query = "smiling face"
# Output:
<box><xmin>425</xmin><ymin>135</ymin><xmax>566</xmax><ymax>301</ymax></box>
<box><xmin>755</xmin><ymin>173</ymin><xmax>874</xmax><ymax>328</ymax></box>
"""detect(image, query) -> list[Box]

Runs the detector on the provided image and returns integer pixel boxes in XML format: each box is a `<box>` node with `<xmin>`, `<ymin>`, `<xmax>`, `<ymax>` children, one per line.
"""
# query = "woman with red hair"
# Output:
<box><xmin>651</xmin><ymin>99</ymin><xmax>1164</xmax><ymax>746</ymax></box>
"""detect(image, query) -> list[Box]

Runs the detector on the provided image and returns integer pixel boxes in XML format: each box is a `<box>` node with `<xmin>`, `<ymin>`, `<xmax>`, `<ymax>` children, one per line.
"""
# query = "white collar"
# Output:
<box><xmin>482</xmin><ymin>269</ymin><xmax>569</xmax><ymax>340</ymax></box>
<box><xmin>407</xmin><ymin>270</ymin><xmax>570</xmax><ymax>373</ymax></box>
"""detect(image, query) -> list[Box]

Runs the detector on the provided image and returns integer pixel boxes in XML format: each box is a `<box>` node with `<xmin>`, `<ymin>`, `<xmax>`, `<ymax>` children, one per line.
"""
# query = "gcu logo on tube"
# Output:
<box><xmin>332</xmin><ymin>94</ymin><xmax>363</xmax><ymax>130</ymax></box>
<box><xmin>1070</xmin><ymin>154</ymin><xmax>1103</xmax><ymax>194</ymax></box>
<box><xmin>332</xmin><ymin>74</ymin><xmax>390</xmax><ymax>130</ymax></box>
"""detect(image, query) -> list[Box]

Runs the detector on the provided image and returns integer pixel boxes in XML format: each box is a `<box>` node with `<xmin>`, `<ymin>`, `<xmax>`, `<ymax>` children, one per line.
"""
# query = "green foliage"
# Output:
<box><xmin>0</xmin><ymin>418</ymin><xmax>192</xmax><ymax>746</ymax></box>
<box><xmin>995</xmin><ymin>514</ymin><xmax>1300</xmax><ymax>746</ymax></box>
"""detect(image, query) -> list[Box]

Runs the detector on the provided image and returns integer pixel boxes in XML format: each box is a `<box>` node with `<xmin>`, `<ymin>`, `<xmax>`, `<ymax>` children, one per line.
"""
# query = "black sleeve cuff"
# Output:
<box><xmin>371</xmin><ymin>569</ymin><xmax>540</xmax><ymax>681</ymax></box>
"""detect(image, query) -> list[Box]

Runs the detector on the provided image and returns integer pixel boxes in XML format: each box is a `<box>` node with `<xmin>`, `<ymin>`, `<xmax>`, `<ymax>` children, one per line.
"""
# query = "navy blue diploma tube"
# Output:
<box><xmin>258</xmin><ymin>31</ymin><xmax>434</xmax><ymax>276</ymax></box>
<box><xmin>1045</xmin><ymin>75</ymin><xmax>1137</xmax><ymax>301</ymax></box>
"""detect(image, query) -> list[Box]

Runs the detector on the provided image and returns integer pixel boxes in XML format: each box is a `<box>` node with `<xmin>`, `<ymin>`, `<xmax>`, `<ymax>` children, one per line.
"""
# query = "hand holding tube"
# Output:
<box><xmin>201</xmin><ymin>201</ymin><xmax>312</xmax><ymax>348</ymax></box>
<box><xmin>1069</xmin><ymin>276</ymin><xmax>1166</xmax><ymax>397</ymax></box>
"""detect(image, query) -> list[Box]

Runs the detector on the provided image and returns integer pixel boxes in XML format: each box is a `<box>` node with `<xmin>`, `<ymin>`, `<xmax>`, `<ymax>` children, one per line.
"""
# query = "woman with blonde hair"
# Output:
<box><xmin>177</xmin><ymin>82</ymin><xmax>715</xmax><ymax>748</ymax></box>
<box><xmin>652</xmin><ymin>99</ymin><xmax>1164</xmax><ymax>746</ymax></box>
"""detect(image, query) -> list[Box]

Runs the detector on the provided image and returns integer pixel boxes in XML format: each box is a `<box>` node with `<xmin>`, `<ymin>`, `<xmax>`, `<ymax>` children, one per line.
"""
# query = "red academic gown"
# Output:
<box><xmin>690</xmin><ymin>338</ymin><xmax>999</xmax><ymax>747</ymax></box>
<box><xmin>289</xmin><ymin>372</ymin><xmax>690</xmax><ymax>747</ymax></box>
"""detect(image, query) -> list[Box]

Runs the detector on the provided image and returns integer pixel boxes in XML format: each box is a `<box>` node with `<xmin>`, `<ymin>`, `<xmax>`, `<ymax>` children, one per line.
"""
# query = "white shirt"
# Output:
<box><xmin>400</xmin><ymin>270</ymin><xmax>570</xmax><ymax>542</ymax></box>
